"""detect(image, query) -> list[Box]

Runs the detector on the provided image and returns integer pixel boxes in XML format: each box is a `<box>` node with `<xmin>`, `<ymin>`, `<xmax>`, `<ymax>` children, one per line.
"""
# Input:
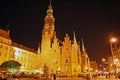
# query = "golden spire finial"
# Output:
<box><xmin>48</xmin><ymin>0</ymin><xmax>52</xmax><ymax>10</ymax></box>
<box><xmin>73</xmin><ymin>31</ymin><xmax>77</xmax><ymax>45</ymax></box>
<box><xmin>50</xmin><ymin>0</ymin><xmax>52</xmax><ymax>6</ymax></box>
<box><xmin>82</xmin><ymin>37</ymin><xmax>85</xmax><ymax>51</ymax></box>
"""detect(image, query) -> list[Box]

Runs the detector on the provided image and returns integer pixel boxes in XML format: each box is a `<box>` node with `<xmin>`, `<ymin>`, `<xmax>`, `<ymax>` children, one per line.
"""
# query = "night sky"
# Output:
<box><xmin>0</xmin><ymin>0</ymin><xmax>120</xmax><ymax>63</ymax></box>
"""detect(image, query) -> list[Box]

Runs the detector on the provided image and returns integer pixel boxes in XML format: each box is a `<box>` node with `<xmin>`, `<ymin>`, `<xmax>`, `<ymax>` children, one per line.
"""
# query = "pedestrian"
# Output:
<box><xmin>0</xmin><ymin>77</ymin><xmax>2</xmax><ymax>80</ymax></box>
<box><xmin>2</xmin><ymin>78</ymin><xmax>7</xmax><ymax>80</ymax></box>
<box><xmin>15</xmin><ymin>77</ymin><xmax>19</xmax><ymax>80</ymax></box>
<box><xmin>53</xmin><ymin>74</ymin><xmax>56</xmax><ymax>80</ymax></box>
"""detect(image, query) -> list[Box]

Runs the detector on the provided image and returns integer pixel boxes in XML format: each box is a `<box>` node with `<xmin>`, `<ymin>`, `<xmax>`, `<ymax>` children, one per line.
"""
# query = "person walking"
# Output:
<box><xmin>53</xmin><ymin>74</ymin><xmax>56</xmax><ymax>80</ymax></box>
<box><xmin>2</xmin><ymin>78</ymin><xmax>7</xmax><ymax>80</ymax></box>
<box><xmin>0</xmin><ymin>77</ymin><xmax>2</xmax><ymax>80</ymax></box>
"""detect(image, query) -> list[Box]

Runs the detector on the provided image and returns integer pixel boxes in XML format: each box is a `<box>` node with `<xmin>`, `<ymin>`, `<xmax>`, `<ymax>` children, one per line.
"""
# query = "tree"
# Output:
<box><xmin>0</xmin><ymin>60</ymin><xmax>21</xmax><ymax>72</ymax></box>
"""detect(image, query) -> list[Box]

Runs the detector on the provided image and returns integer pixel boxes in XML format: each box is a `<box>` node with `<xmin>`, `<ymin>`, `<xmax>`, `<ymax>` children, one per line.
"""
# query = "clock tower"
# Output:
<box><xmin>40</xmin><ymin>0</ymin><xmax>56</xmax><ymax>69</ymax></box>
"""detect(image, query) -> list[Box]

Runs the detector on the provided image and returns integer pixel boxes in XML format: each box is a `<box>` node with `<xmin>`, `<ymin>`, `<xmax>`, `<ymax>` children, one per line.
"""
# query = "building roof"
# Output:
<box><xmin>0</xmin><ymin>29</ymin><xmax>11</xmax><ymax>40</ymax></box>
<box><xmin>12</xmin><ymin>42</ymin><xmax>37</xmax><ymax>53</ymax></box>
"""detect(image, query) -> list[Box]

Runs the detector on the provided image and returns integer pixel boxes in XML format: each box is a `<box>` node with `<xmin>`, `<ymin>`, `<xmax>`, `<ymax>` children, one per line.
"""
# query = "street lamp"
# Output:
<box><xmin>102</xmin><ymin>58</ymin><xmax>106</xmax><ymax>62</ymax></box>
<box><xmin>110</xmin><ymin>37</ymin><xmax>117</xmax><ymax>59</ymax></box>
<box><xmin>110</xmin><ymin>37</ymin><xmax>117</xmax><ymax>73</ymax></box>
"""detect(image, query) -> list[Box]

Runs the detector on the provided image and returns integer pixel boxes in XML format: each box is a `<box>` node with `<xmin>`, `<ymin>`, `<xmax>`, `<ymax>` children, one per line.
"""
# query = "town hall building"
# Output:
<box><xmin>0</xmin><ymin>1</ymin><xmax>90</xmax><ymax>76</ymax></box>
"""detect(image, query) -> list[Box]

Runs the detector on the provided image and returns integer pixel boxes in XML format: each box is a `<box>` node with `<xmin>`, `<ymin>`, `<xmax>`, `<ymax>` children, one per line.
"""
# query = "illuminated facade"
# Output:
<box><xmin>0</xmin><ymin>29</ymin><xmax>40</xmax><ymax>73</ymax></box>
<box><xmin>0</xmin><ymin>2</ymin><xmax>90</xmax><ymax>75</ymax></box>
<box><xmin>108</xmin><ymin>44</ymin><xmax>120</xmax><ymax>73</ymax></box>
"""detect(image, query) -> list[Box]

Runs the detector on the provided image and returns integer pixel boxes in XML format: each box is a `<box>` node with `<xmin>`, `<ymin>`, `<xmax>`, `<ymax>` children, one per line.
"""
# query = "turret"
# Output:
<box><xmin>81</xmin><ymin>37</ymin><xmax>90</xmax><ymax>72</ymax></box>
<box><xmin>43</xmin><ymin>0</ymin><xmax>55</xmax><ymax>39</ymax></box>
<box><xmin>82</xmin><ymin>37</ymin><xmax>86</xmax><ymax>52</ymax></box>
<box><xmin>40</xmin><ymin>0</ymin><xmax>56</xmax><ymax>71</ymax></box>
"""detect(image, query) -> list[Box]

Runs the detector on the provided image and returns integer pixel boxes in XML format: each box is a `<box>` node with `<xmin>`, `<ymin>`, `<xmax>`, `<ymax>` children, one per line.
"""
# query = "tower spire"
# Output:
<box><xmin>50</xmin><ymin>0</ymin><xmax>52</xmax><ymax>6</ymax></box>
<box><xmin>37</xmin><ymin>43</ymin><xmax>41</xmax><ymax>53</ymax></box>
<box><xmin>82</xmin><ymin>37</ymin><xmax>86</xmax><ymax>52</ymax></box>
<box><xmin>44</xmin><ymin>0</ymin><xmax>55</xmax><ymax>30</ymax></box>
<box><xmin>6</xmin><ymin>23</ymin><xmax>10</xmax><ymax>35</ymax></box>
<box><xmin>73</xmin><ymin>31</ymin><xmax>77</xmax><ymax>46</ymax></box>
<box><xmin>46</xmin><ymin>0</ymin><xmax>53</xmax><ymax>17</ymax></box>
